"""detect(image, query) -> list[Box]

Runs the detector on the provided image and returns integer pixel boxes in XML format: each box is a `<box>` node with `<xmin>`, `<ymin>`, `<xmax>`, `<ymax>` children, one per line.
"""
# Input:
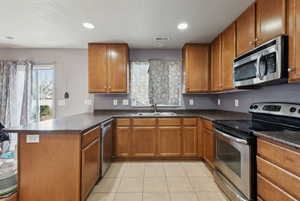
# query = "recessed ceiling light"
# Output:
<box><xmin>5</xmin><ymin>36</ymin><xmax>14</xmax><ymax>40</ymax></box>
<box><xmin>177</xmin><ymin>22</ymin><xmax>188</xmax><ymax>30</ymax></box>
<box><xmin>82</xmin><ymin>22</ymin><xmax>95</xmax><ymax>29</ymax></box>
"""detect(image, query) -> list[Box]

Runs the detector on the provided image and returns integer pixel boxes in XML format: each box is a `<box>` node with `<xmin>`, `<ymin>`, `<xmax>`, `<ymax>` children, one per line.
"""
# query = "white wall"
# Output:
<box><xmin>0</xmin><ymin>48</ymin><xmax>92</xmax><ymax>118</ymax></box>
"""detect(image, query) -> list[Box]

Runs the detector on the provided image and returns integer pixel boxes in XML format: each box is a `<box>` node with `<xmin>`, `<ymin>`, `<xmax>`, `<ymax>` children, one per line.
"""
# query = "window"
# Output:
<box><xmin>32</xmin><ymin>65</ymin><xmax>55</xmax><ymax>121</ymax></box>
<box><xmin>130</xmin><ymin>60</ymin><xmax>182</xmax><ymax>107</ymax></box>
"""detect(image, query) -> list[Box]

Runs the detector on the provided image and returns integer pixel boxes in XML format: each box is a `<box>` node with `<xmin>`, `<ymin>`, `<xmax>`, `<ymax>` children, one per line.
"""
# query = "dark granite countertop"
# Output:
<box><xmin>253</xmin><ymin>130</ymin><xmax>300</xmax><ymax>150</ymax></box>
<box><xmin>4</xmin><ymin>110</ymin><xmax>250</xmax><ymax>134</ymax></box>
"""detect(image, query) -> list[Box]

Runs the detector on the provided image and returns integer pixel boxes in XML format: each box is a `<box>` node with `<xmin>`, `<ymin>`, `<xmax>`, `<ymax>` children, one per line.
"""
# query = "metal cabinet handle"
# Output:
<box><xmin>288</xmin><ymin>68</ymin><xmax>294</xmax><ymax>73</ymax></box>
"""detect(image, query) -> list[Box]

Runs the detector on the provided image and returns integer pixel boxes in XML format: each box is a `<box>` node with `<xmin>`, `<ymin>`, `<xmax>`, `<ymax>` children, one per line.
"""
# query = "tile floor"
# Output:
<box><xmin>87</xmin><ymin>161</ymin><xmax>228</xmax><ymax>201</ymax></box>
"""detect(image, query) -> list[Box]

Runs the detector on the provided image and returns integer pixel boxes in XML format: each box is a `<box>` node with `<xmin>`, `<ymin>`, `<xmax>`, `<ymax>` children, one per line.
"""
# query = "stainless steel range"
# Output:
<box><xmin>213</xmin><ymin>102</ymin><xmax>300</xmax><ymax>201</ymax></box>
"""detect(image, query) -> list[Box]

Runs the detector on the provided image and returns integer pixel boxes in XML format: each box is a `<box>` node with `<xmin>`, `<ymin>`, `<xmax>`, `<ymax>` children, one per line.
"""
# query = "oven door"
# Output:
<box><xmin>214</xmin><ymin>128</ymin><xmax>252</xmax><ymax>200</ymax></box>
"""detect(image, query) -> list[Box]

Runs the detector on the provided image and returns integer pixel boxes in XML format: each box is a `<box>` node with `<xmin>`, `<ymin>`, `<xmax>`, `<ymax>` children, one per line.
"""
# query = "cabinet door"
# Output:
<box><xmin>182</xmin><ymin>127</ymin><xmax>198</xmax><ymax>157</ymax></box>
<box><xmin>236</xmin><ymin>3</ymin><xmax>256</xmax><ymax>56</ymax></box>
<box><xmin>221</xmin><ymin>23</ymin><xmax>236</xmax><ymax>90</ymax></box>
<box><xmin>132</xmin><ymin>127</ymin><xmax>156</xmax><ymax>157</ymax></box>
<box><xmin>107</xmin><ymin>44</ymin><xmax>128</xmax><ymax>93</ymax></box>
<box><xmin>256</xmin><ymin>0</ymin><xmax>287</xmax><ymax>45</ymax></box>
<box><xmin>197</xmin><ymin>119</ymin><xmax>203</xmax><ymax>158</ymax></box>
<box><xmin>115</xmin><ymin>127</ymin><xmax>130</xmax><ymax>158</ymax></box>
<box><xmin>204</xmin><ymin>128</ymin><xmax>215</xmax><ymax>168</ymax></box>
<box><xmin>88</xmin><ymin>44</ymin><xmax>108</xmax><ymax>93</ymax></box>
<box><xmin>184</xmin><ymin>44</ymin><xmax>210</xmax><ymax>93</ymax></box>
<box><xmin>82</xmin><ymin>138</ymin><xmax>100</xmax><ymax>201</ymax></box>
<box><xmin>211</xmin><ymin>36</ymin><xmax>222</xmax><ymax>91</ymax></box>
<box><xmin>288</xmin><ymin>0</ymin><xmax>300</xmax><ymax>82</ymax></box>
<box><xmin>158</xmin><ymin>127</ymin><xmax>182</xmax><ymax>157</ymax></box>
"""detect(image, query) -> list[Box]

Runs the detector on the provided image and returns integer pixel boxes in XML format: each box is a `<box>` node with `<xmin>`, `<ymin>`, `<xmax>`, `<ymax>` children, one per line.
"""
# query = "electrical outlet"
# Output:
<box><xmin>122</xmin><ymin>99</ymin><xmax>129</xmax><ymax>105</ymax></box>
<box><xmin>26</xmin><ymin>135</ymin><xmax>40</xmax><ymax>143</ymax></box>
<box><xmin>84</xmin><ymin>99</ymin><xmax>92</xmax><ymax>105</ymax></box>
<box><xmin>113</xmin><ymin>99</ymin><xmax>118</xmax><ymax>106</ymax></box>
<box><xmin>217</xmin><ymin>99</ymin><xmax>221</xmax><ymax>106</ymax></box>
<box><xmin>235</xmin><ymin>99</ymin><xmax>239</xmax><ymax>107</ymax></box>
<box><xmin>189</xmin><ymin>99</ymin><xmax>194</xmax><ymax>106</ymax></box>
<box><xmin>58</xmin><ymin>99</ymin><xmax>66</xmax><ymax>106</ymax></box>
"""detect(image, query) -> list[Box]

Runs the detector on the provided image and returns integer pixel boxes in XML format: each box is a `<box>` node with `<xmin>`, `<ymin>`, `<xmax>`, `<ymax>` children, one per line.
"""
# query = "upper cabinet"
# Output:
<box><xmin>183</xmin><ymin>44</ymin><xmax>210</xmax><ymax>93</ymax></box>
<box><xmin>88</xmin><ymin>43</ymin><xmax>128</xmax><ymax>93</ymax></box>
<box><xmin>211</xmin><ymin>36</ymin><xmax>222</xmax><ymax>92</ymax></box>
<box><xmin>256</xmin><ymin>0</ymin><xmax>287</xmax><ymax>45</ymax></box>
<box><xmin>288</xmin><ymin>0</ymin><xmax>300</xmax><ymax>82</ymax></box>
<box><xmin>236</xmin><ymin>3</ymin><xmax>256</xmax><ymax>56</ymax></box>
<box><xmin>221</xmin><ymin>23</ymin><xmax>236</xmax><ymax>90</ymax></box>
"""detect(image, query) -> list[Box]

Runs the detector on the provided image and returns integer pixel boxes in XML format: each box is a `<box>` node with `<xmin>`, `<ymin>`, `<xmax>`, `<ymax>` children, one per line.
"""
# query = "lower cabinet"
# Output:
<box><xmin>115</xmin><ymin>126</ymin><xmax>130</xmax><ymax>157</ymax></box>
<box><xmin>158</xmin><ymin>127</ymin><xmax>182</xmax><ymax>157</ymax></box>
<box><xmin>81</xmin><ymin>138</ymin><xmax>100</xmax><ymax>201</ymax></box>
<box><xmin>202</xmin><ymin>120</ymin><xmax>215</xmax><ymax>169</ymax></box>
<box><xmin>132</xmin><ymin>127</ymin><xmax>156</xmax><ymax>157</ymax></box>
<box><xmin>182</xmin><ymin>126</ymin><xmax>198</xmax><ymax>157</ymax></box>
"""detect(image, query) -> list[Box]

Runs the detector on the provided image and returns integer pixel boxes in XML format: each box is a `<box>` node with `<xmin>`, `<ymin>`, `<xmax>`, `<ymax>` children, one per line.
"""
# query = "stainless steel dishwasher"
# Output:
<box><xmin>100</xmin><ymin>119</ymin><xmax>113</xmax><ymax>177</ymax></box>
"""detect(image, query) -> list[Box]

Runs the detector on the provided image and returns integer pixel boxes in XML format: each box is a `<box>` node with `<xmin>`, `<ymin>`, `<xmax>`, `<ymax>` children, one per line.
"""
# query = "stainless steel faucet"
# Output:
<box><xmin>152</xmin><ymin>103</ymin><xmax>158</xmax><ymax>113</ymax></box>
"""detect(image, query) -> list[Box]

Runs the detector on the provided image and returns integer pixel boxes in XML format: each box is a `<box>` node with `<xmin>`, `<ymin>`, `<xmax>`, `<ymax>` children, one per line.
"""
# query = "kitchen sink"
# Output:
<box><xmin>135</xmin><ymin>112</ymin><xmax>177</xmax><ymax>116</ymax></box>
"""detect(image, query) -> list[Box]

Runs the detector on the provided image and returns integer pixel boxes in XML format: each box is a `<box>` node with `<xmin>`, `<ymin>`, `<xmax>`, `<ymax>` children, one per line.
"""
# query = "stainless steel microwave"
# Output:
<box><xmin>233</xmin><ymin>35</ymin><xmax>288</xmax><ymax>88</ymax></box>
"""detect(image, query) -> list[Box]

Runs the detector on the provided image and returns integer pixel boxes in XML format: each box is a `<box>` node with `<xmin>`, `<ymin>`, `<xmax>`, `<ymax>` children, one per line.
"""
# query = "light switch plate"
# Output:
<box><xmin>122</xmin><ymin>99</ymin><xmax>129</xmax><ymax>105</ymax></box>
<box><xmin>189</xmin><ymin>99</ymin><xmax>194</xmax><ymax>106</ymax></box>
<box><xmin>113</xmin><ymin>99</ymin><xmax>118</xmax><ymax>106</ymax></box>
<box><xmin>235</xmin><ymin>99</ymin><xmax>239</xmax><ymax>107</ymax></box>
<box><xmin>84</xmin><ymin>99</ymin><xmax>92</xmax><ymax>105</ymax></box>
<box><xmin>217</xmin><ymin>99</ymin><xmax>221</xmax><ymax>106</ymax></box>
<box><xmin>58</xmin><ymin>99</ymin><xmax>66</xmax><ymax>106</ymax></box>
<box><xmin>26</xmin><ymin>135</ymin><xmax>40</xmax><ymax>143</ymax></box>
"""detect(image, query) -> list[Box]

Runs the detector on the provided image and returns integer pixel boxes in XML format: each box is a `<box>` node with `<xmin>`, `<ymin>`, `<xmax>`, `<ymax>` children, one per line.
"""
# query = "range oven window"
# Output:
<box><xmin>234</xmin><ymin>61</ymin><xmax>257</xmax><ymax>81</ymax></box>
<box><xmin>216</xmin><ymin>139</ymin><xmax>241</xmax><ymax>177</ymax></box>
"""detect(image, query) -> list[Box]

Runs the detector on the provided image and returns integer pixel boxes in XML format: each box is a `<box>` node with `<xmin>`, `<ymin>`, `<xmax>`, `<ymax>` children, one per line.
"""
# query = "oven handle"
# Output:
<box><xmin>214</xmin><ymin>129</ymin><xmax>248</xmax><ymax>145</ymax></box>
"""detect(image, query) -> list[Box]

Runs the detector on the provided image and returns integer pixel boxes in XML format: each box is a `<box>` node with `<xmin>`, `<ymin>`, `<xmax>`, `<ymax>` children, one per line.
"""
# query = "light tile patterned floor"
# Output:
<box><xmin>87</xmin><ymin>161</ymin><xmax>228</xmax><ymax>201</ymax></box>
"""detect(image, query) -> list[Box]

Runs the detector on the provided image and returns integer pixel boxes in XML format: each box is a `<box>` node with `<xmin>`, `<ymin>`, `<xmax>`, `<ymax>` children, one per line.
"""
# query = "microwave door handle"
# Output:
<box><xmin>256</xmin><ymin>54</ymin><xmax>262</xmax><ymax>78</ymax></box>
<box><xmin>214</xmin><ymin>129</ymin><xmax>248</xmax><ymax>145</ymax></box>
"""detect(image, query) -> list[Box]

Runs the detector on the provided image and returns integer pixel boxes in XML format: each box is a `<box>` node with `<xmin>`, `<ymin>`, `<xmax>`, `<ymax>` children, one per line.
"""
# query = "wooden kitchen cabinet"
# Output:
<box><xmin>158</xmin><ymin>127</ymin><xmax>182</xmax><ymax>157</ymax></box>
<box><xmin>202</xmin><ymin>120</ymin><xmax>214</xmax><ymax>169</ymax></box>
<box><xmin>115</xmin><ymin>127</ymin><xmax>131</xmax><ymax>158</ymax></box>
<box><xmin>182</xmin><ymin>126</ymin><xmax>198</xmax><ymax>157</ymax></box>
<box><xmin>256</xmin><ymin>0</ymin><xmax>287</xmax><ymax>45</ymax></box>
<box><xmin>88</xmin><ymin>43</ymin><xmax>128</xmax><ymax>93</ymax></box>
<box><xmin>288</xmin><ymin>0</ymin><xmax>300</xmax><ymax>82</ymax></box>
<box><xmin>197</xmin><ymin>119</ymin><xmax>203</xmax><ymax>158</ymax></box>
<box><xmin>132</xmin><ymin>127</ymin><xmax>156</xmax><ymax>157</ymax></box>
<box><xmin>236</xmin><ymin>3</ymin><xmax>256</xmax><ymax>56</ymax></box>
<box><xmin>221</xmin><ymin>23</ymin><xmax>236</xmax><ymax>90</ymax></box>
<box><xmin>183</xmin><ymin>44</ymin><xmax>210</xmax><ymax>93</ymax></box>
<box><xmin>211</xmin><ymin>36</ymin><xmax>222</xmax><ymax>92</ymax></box>
<box><xmin>81</xmin><ymin>138</ymin><xmax>100</xmax><ymax>201</ymax></box>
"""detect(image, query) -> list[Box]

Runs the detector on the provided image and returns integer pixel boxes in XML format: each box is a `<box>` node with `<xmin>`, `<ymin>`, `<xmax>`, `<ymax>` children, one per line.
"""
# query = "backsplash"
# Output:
<box><xmin>217</xmin><ymin>83</ymin><xmax>300</xmax><ymax>113</ymax></box>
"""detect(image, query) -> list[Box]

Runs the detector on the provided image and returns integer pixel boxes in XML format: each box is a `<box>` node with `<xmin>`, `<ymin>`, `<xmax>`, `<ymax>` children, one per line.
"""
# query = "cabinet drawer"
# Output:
<box><xmin>132</xmin><ymin>118</ymin><xmax>156</xmax><ymax>126</ymax></box>
<box><xmin>116</xmin><ymin>118</ymin><xmax>130</xmax><ymax>126</ymax></box>
<box><xmin>183</xmin><ymin>118</ymin><xmax>197</xmax><ymax>126</ymax></box>
<box><xmin>257</xmin><ymin>156</ymin><xmax>300</xmax><ymax>200</ymax></box>
<box><xmin>257</xmin><ymin>174</ymin><xmax>296</xmax><ymax>201</ymax></box>
<box><xmin>203</xmin><ymin>119</ymin><xmax>213</xmax><ymax>130</ymax></box>
<box><xmin>257</xmin><ymin>138</ymin><xmax>300</xmax><ymax>176</ymax></box>
<box><xmin>158</xmin><ymin>118</ymin><xmax>181</xmax><ymax>126</ymax></box>
<box><xmin>82</xmin><ymin>127</ymin><xmax>100</xmax><ymax>148</ymax></box>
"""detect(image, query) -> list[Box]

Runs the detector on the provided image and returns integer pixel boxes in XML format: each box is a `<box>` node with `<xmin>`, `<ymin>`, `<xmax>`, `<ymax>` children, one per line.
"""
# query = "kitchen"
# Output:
<box><xmin>0</xmin><ymin>0</ymin><xmax>300</xmax><ymax>201</ymax></box>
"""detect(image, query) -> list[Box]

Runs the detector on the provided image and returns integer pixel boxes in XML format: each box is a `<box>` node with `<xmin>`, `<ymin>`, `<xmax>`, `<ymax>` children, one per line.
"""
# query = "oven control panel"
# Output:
<box><xmin>249</xmin><ymin>102</ymin><xmax>300</xmax><ymax>118</ymax></box>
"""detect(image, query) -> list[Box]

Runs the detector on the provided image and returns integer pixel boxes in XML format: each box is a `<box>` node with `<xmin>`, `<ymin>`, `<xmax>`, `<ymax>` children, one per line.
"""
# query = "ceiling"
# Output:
<box><xmin>0</xmin><ymin>0</ymin><xmax>254</xmax><ymax>49</ymax></box>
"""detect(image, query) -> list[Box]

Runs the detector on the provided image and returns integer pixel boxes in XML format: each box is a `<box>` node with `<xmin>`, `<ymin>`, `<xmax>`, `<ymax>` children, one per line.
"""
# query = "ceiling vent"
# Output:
<box><xmin>153</xmin><ymin>36</ymin><xmax>170</xmax><ymax>41</ymax></box>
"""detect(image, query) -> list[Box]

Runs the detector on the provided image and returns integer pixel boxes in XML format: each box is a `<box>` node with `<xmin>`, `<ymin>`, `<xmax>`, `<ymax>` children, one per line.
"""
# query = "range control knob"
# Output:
<box><xmin>290</xmin><ymin>107</ymin><xmax>297</xmax><ymax>113</ymax></box>
<box><xmin>298</xmin><ymin>109</ymin><xmax>300</xmax><ymax>114</ymax></box>
<box><xmin>253</xmin><ymin>105</ymin><xmax>258</xmax><ymax>110</ymax></box>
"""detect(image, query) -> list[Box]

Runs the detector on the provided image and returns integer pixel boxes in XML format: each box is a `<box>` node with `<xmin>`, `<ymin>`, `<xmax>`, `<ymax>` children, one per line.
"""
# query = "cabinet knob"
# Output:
<box><xmin>288</xmin><ymin>68</ymin><xmax>294</xmax><ymax>72</ymax></box>
<box><xmin>249</xmin><ymin>41</ymin><xmax>255</xmax><ymax>45</ymax></box>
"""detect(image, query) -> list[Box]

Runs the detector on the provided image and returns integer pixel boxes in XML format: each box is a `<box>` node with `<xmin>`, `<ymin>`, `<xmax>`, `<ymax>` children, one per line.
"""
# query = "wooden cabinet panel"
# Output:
<box><xmin>115</xmin><ymin>127</ymin><xmax>131</xmax><ymax>157</ymax></box>
<box><xmin>183</xmin><ymin>44</ymin><xmax>210</xmax><ymax>93</ymax></box>
<box><xmin>82</xmin><ymin>127</ymin><xmax>100</xmax><ymax>148</ymax></box>
<box><xmin>81</xmin><ymin>138</ymin><xmax>100</xmax><ymax>201</ymax></box>
<box><xmin>256</xmin><ymin>0</ymin><xmax>287</xmax><ymax>45</ymax></box>
<box><xmin>257</xmin><ymin>156</ymin><xmax>300</xmax><ymax>200</ymax></box>
<box><xmin>132</xmin><ymin>118</ymin><xmax>156</xmax><ymax>126</ymax></box>
<box><xmin>116</xmin><ymin>118</ymin><xmax>131</xmax><ymax>126</ymax></box>
<box><xmin>211</xmin><ymin>36</ymin><xmax>222</xmax><ymax>91</ymax></box>
<box><xmin>203</xmin><ymin>119</ymin><xmax>213</xmax><ymax>130</ymax></box>
<box><xmin>132</xmin><ymin>127</ymin><xmax>156</xmax><ymax>157</ymax></box>
<box><xmin>182</xmin><ymin>118</ymin><xmax>197</xmax><ymax>126</ymax></box>
<box><xmin>197</xmin><ymin>119</ymin><xmax>203</xmax><ymax>158</ymax></box>
<box><xmin>221</xmin><ymin>23</ymin><xmax>236</xmax><ymax>90</ymax></box>
<box><xmin>257</xmin><ymin>174</ymin><xmax>296</xmax><ymax>201</ymax></box>
<box><xmin>158</xmin><ymin>118</ymin><xmax>181</xmax><ymax>126</ymax></box>
<box><xmin>107</xmin><ymin>44</ymin><xmax>128</xmax><ymax>93</ymax></box>
<box><xmin>203</xmin><ymin>128</ymin><xmax>215</xmax><ymax>168</ymax></box>
<box><xmin>257</xmin><ymin>138</ymin><xmax>300</xmax><ymax>176</ymax></box>
<box><xmin>158</xmin><ymin>127</ymin><xmax>182</xmax><ymax>157</ymax></box>
<box><xmin>236</xmin><ymin>3</ymin><xmax>256</xmax><ymax>56</ymax></box>
<box><xmin>182</xmin><ymin>127</ymin><xmax>198</xmax><ymax>157</ymax></box>
<box><xmin>288</xmin><ymin>0</ymin><xmax>300</xmax><ymax>82</ymax></box>
<box><xmin>88</xmin><ymin>44</ymin><xmax>108</xmax><ymax>93</ymax></box>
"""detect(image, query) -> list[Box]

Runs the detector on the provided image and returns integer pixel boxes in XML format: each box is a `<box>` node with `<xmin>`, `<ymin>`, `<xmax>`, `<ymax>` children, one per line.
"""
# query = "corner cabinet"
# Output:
<box><xmin>183</xmin><ymin>44</ymin><xmax>210</xmax><ymax>93</ymax></box>
<box><xmin>288</xmin><ymin>0</ymin><xmax>300</xmax><ymax>82</ymax></box>
<box><xmin>88</xmin><ymin>43</ymin><xmax>128</xmax><ymax>93</ymax></box>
